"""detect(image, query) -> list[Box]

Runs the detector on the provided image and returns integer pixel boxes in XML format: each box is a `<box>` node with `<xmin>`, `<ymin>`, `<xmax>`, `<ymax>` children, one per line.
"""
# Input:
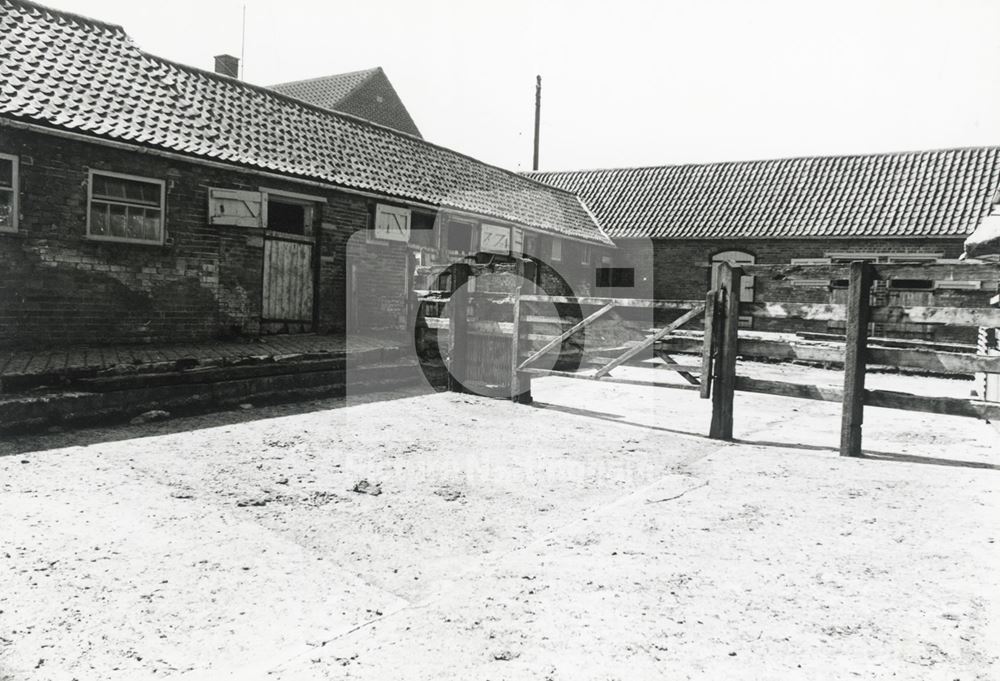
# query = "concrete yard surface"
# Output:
<box><xmin>0</xmin><ymin>365</ymin><xmax>998</xmax><ymax>680</ymax></box>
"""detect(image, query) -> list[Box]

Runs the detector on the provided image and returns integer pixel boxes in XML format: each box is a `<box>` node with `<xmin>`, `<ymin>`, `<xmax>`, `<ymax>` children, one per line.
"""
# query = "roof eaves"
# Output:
<box><xmin>573</xmin><ymin>194</ymin><xmax>616</xmax><ymax>248</ymax></box>
<box><xmin>3</xmin><ymin>113</ymin><xmax>609</xmax><ymax>243</ymax></box>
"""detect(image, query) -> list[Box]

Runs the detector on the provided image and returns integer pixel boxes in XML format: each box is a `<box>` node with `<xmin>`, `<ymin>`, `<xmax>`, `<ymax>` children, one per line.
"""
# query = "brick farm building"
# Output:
<box><xmin>527</xmin><ymin>148</ymin><xmax>1000</xmax><ymax>342</ymax></box>
<box><xmin>0</xmin><ymin>0</ymin><xmax>614</xmax><ymax>350</ymax></box>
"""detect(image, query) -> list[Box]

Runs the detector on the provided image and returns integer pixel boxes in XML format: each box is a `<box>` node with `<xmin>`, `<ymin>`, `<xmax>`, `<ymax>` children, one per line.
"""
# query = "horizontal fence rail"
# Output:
<box><xmin>741</xmin><ymin>262</ymin><xmax>1000</xmax><ymax>283</ymax></box>
<box><xmin>734</xmin><ymin>376</ymin><xmax>1000</xmax><ymax>421</ymax></box>
<box><xmin>428</xmin><ymin>258</ymin><xmax>998</xmax><ymax>459</ymax></box>
<box><xmin>738</xmin><ymin>302</ymin><xmax>1000</xmax><ymax>327</ymax></box>
<box><xmin>519</xmin><ymin>294</ymin><xmax>705</xmax><ymax>310</ymax></box>
<box><xmin>652</xmin><ymin>333</ymin><xmax>1000</xmax><ymax>376</ymax></box>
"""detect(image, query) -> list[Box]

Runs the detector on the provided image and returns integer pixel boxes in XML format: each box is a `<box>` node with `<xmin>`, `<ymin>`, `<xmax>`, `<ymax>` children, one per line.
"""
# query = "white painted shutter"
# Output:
<box><xmin>374</xmin><ymin>204</ymin><xmax>411</xmax><ymax>242</ymax></box>
<box><xmin>480</xmin><ymin>223</ymin><xmax>511</xmax><ymax>254</ymax></box>
<box><xmin>209</xmin><ymin>188</ymin><xmax>263</xmax><ymax>227</ymax></box>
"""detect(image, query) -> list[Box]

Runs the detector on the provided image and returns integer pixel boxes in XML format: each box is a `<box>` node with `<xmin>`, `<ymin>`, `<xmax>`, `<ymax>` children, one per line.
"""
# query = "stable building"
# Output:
<box><xmin>0</xmin><ymin>0</ymin><xmax>613</xmax><ymax>349</ymax></box>
<box><xmin>528</xmin><ymin>148</ymin><xmax>1000</xmax><ymax>340</ymax></box>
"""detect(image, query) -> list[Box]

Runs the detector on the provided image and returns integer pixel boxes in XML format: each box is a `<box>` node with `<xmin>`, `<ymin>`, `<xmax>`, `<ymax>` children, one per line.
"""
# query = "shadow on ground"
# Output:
<box><xmin>0</xmin><ymin>382</ymin><xmax>443</xmax><ymax>457</ymax></box>
<box><xmin>532</xmin><ymin>400</ymin><xmax>1000</xmax><ymax>472</ymax></box>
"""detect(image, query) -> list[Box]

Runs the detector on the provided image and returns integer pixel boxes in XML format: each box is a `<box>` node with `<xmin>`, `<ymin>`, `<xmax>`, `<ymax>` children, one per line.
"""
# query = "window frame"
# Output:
<box><xmin>262</xmin><ymin>188</ymin><xmax>323</xmax><ymax>238</ymax></box>
<box><xmin>445</xmin><ymin>219</ymin><xmax>476</xmax><ymax>253</ymax></box>
<box><xmin>595</xmin><ymin>267</ymin><xmax>635</xmax><ymax>288</ymax></box>
<box><xmin>0</xmin><ymin>152</ymin><xmax>19</xmax><ymax>233</ymax></box>
<box><xmin>87</xmin><ymin>169</ymin><xmax>166</xmax><ymax>245</ymax></box>
<box><xmin>523</xmin><ymin>233</ymin><xmax>539</xmax><ymax>258</ymax></box>
<box><xmin>550</xmin><ymin>237</ymin><xmax>562</xmax><ymax>262</ymax></box>
<box><xmin>581</xmin><ymin>245</ymin><xmax>592</xmax><ymax>266</ymax></box>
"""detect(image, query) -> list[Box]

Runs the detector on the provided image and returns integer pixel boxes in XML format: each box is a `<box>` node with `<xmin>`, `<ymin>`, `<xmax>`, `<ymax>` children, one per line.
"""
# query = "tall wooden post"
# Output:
<box><xmin>840</xmin><ymin>261</ymin><xmax>874</xmax><ymax>456</ymax></box>
<box><xmin>709</xmin><ymin>263</ymin><xmax>742</xmax><ymax>440</ymax></box>
<box><xmin>699</xmin><ymin>288</ymin><xmax>719</xmax><ymax>400</ymax></box>
<box><xmin>532</xmin><ymin>75</ymin><xmax>542</xmax><ymax>171</ymax></box>
<box><xmin>447</xmin><ymin>263</ymin><xmax>471</xmax><ymax>393</ymax></box>
<box><xmin>510</xmin><ymin>260</ymin><xmax>533</xmax><ymax>403</ymax></box>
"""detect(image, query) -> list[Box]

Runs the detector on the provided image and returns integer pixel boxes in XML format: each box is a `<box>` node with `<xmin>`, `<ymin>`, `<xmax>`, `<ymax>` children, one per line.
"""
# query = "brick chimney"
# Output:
<box><xmin>214</xmin><ymin>54</ymin><xmax>239</xmax><ymax>78</ymax></box>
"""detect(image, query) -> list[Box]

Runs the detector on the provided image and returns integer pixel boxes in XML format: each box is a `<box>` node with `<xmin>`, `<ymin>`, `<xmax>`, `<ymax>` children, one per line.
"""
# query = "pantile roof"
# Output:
<box><xmin>525</xmin><ymin>148</ymin><xmax>1000</xmax><ymax>240</ymax></box>
<box><xmin>271</xmin><ymin>68</ymin><xmax>422</xmax><ymax>138</ymax></box>
<box><xmin>0</xmin><ymin>0</ymin><xmax>611</xmax><ymax>245</ymax></box>
<box><xmin>271</xmin><ymin>69</ymin><xmax>378</xmax><ymax>108</ymax></box>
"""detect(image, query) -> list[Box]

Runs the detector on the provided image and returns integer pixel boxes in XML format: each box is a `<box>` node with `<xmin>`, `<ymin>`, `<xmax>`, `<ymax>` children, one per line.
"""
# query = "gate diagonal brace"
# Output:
<box><xmin>518</xmin><ymin>302</ymin><xmax>616</xmax><ymax>371</ymax></box>
<box><xmin>593</xmin><ymin>304</ymin><xmax>706</xmax><ymax>379</ymax></box>
<box><xmin>652</xmin><ymin>350</ymin><xmax>701</xmax><ymax>385</ymax></box>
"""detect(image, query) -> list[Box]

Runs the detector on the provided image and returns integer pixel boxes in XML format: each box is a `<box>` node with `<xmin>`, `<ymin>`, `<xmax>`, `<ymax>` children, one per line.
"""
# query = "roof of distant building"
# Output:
<box><xmin>525</xmin><ymin>148</ymin><xmax>1000</xmax><ymax>240</ymax></box>
<box><xmin>270</xmin><ymin>67</ymin><xmax>422</xmax><ymax>138</ymax></box>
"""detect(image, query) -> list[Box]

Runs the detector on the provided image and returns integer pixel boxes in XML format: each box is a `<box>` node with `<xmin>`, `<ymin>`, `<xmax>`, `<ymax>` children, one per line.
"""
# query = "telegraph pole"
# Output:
<box><xmin>532</xmin><ymin>75</ymin><xmax>542</xmax><ymax>171</ymax></box>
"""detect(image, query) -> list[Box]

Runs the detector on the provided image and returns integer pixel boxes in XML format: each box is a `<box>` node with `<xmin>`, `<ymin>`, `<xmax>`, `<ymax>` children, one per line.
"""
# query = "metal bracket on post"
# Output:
<box><xmin>709</xmin><ymin>263</ymin><xmax>742</xmax><ymax>440</ymax></box>
<box><xmin>840</xmin><ymin>260</ymin><xmax>874</xmax><ymax>457</ymax></box>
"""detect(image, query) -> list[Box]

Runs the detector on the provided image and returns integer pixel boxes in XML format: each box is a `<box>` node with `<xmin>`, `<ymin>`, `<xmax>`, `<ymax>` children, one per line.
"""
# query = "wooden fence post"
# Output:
<box><xmin>840</xmin><ymin>260</ymin><xmax>874</xmax><ymax>456</ymax></box>
<box><xmin>447</xmin><ymin>263</ymin><xmax>471</xmax><ymax>393</ymax></box>
<box><xmin>709</xmin><ymin>263</ymin><xmax>742</xmax><ymax>440</ymax></box>
<box><xmin>510</xmin><ymin>261</ymin><xmax>533</xmax><ymax>403</ymax></box>
<box><xmin>699</xmin><ymin>288</ymin><xmax>718</xmax><ymax>399</ymax></box>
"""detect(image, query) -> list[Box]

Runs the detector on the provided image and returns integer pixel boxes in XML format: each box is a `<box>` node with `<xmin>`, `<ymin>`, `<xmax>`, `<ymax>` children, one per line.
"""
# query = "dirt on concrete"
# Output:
<box><xmin>0</xmin><ymin>363</ymin><xmax>997</xmax><ymax>680</ymax></box>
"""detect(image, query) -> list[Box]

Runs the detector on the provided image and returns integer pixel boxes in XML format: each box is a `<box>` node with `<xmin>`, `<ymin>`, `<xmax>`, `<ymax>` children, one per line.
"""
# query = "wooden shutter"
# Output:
<box><xmin>209</xmin><ymin>188</ymin><xmax>263</xmax><ymax>227</ymax></box>
<box><xmin>511</xmin><ymin>227</ymin><xmax>524</xmax><ymax>255</ymax></box>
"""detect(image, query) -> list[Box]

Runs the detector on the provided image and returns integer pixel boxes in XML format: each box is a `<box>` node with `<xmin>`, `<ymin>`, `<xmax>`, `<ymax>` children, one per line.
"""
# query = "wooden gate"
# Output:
<box><xmin>262</xmin><ymin>234</ymin><xmax>314</xmax><ymax>331</ymax></box>
<box><xmin>414</xmin><ymin>260</ymin><xmax>712</xmax><ymax>401</ymax></box>
<box><xmin>413</xmin><ymin>261</ymin><xmax>523</xmax><ymax>398</ymax></box>
<box><xmin>511</xmin><ymin>295</ymin><xmax>708</xmax><ymax>403</ymax></box>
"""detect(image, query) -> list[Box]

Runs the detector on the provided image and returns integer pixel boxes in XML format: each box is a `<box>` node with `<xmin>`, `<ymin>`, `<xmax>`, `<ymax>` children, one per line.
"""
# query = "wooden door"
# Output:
<box><xmin>262</xmin><ymin>234</ymin><xmax>314</xmax><ymax>328</ymax></box>
<box><xmin>883</xmin><ymin>287</ymin><xmax>935</xmax><ymax>340</ymax></box>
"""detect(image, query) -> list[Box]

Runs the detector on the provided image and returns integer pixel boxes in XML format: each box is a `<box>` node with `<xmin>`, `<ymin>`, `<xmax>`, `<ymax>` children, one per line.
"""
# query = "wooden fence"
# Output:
<box><xmin>710</xmin><ymin>261</ymin><xmax>1000</xmax><ymax>455</ymax></box>
<box><xmin>417</xmin><ymin>259</ymin><xmax>1000</xmax><ymax>458</ymax></box>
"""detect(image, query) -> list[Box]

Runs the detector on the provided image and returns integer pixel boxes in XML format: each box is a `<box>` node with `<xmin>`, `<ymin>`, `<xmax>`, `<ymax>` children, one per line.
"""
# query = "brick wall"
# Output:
<box><xmin>0</xmin><ymin>126</ymin><xmax>626</xmax><ymax>350</ymax></box>
<box><xmin>0</xmin><ymin>127</ymin><xmax>374</xmax><ymax>348</ymax></box>
<box><xmin>534</xmin><ymin>239</ymin><xmax>618</xmax><ymax>297</ymax></box>
<box><xmin>613</xmin><ymin>237</ymin><xmax>987</xmax><ymax>342</ymax></box>
<box><xmin>344</xmin><ymin>229</ymin><xmax>411</xmax><ymax>335</ymax></box>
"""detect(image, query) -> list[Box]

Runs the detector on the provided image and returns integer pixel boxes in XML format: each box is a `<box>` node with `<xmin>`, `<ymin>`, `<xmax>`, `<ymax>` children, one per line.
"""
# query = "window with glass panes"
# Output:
<box><xmin>0</xmin><ymin>154</ymin><xmax>16</xmax><ymax>231</ymax></box>
<box><xmin>88</xmin><ymin>172</ymin><xmax>164</xmax><ymax>243</ymax></box>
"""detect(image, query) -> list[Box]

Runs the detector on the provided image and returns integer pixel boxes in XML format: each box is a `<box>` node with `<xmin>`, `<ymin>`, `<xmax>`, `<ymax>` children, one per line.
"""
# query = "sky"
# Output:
<box><xmin>37</xmin><ymin>0</ymin><xmax>1000</xmax><ymax>173</ymax></box>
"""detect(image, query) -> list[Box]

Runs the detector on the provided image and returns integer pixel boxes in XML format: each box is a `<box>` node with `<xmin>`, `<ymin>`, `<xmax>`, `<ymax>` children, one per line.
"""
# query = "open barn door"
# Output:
<box><xmin>260</xmin><ymin>193</ymin><xmax>317</xmax><ymax>334</ymax></box>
